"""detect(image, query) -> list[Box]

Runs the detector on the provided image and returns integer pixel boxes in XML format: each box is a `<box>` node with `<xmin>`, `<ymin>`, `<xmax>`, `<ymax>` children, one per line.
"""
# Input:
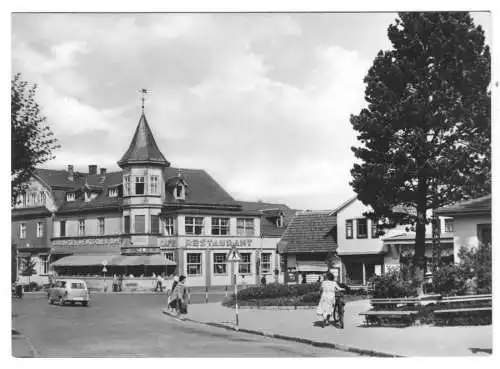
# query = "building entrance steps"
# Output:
<box><xmin>182</xmin><ymin>299</ymin><xmax>492</xmax><ymax>357</ymax></box>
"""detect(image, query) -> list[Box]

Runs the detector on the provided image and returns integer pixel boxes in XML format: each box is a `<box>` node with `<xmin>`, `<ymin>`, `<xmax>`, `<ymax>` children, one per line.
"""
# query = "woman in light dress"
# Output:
<box><xmin>317</xmin><ymin>272</ymin><xmax>344</xmax><ymax>327</ymax></box>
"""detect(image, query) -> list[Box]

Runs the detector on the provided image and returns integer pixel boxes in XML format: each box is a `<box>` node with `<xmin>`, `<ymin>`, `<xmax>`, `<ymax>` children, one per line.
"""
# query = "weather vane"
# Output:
<box><xmin>139</xmin><ymin>88</ymin><xmax>148</xmax><ymax>113</ymax></box>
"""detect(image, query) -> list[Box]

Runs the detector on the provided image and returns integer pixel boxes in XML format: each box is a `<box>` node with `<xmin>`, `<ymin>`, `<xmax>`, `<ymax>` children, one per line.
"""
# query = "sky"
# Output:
<box><xmin>11</xmin><ymin>12</ymin><xmax>492</xmax><ymax>211</ymax></box>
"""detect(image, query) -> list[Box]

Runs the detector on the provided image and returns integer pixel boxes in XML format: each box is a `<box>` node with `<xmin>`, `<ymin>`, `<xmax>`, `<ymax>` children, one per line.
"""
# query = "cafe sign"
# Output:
<box><xmin>184</xmin><ymin>238</ymin><xmax>255</xmax><ymax>248</ymax></box>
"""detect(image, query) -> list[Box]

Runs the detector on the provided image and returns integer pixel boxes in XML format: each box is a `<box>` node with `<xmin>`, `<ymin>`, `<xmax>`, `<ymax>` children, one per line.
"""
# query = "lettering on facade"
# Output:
<box><xmin>52</xmin><ymin>237</ymin><xmax>126</xmax><ymax>247</ymax></box>
<box><xmin>159</xmin><ymin>239</ymin><xmax>177</xmax><ymax>248</ymax></box>
<box><xmin>184</xmin><ymin>238</ymin><xmax>255</xmax><ymax>248</ymax></box>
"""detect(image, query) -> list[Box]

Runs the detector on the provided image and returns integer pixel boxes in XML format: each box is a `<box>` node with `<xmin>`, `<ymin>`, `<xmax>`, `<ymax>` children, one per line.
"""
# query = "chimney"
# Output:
<box><xmin>67</xmin><ymin>165</ymin><xmax>74</xmax><ymax>181</ymax></box>
<box><xmin>88</xmin><ymin>165</ymin><xmax>97</xmax><ymax>175</ymax></box>
<box><xmin>100</xmin><ymin>168</ymin><xmax>107</xmax><ymax>176</ymax></box>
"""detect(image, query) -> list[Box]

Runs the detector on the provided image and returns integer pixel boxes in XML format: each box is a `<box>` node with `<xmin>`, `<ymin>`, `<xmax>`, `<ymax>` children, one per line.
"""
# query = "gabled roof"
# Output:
<box><xmin>34</xmin><ymin>169</ymin><xmax>83</xmax><ymax>190</ymax></box>
<box><xmin>117</xmin><ymin>113</ymin><xmax>170</xmax><ymax>167</ymax></box>
<box><xmin>435</xmin><ymin>195</ymin><xmax>492</xmax><ymax>216</ymax></box>
<box><xmin>238</xmin><ymin>201</ymin><xmax>297</xmax><ymax>237</ymax></box>
<box><xmin>328</xmin><ymin>196</ymin><xmax>357</xmax><ymax>215</ymax></box>
<box><xmin>278</xmin><ymin>211</ymin><xmax>337</xmax><ymax>254</ymax></box>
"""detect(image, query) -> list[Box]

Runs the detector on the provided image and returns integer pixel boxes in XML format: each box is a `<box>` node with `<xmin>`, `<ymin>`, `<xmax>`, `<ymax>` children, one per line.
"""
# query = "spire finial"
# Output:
<box><xmin>140</xmin><ymin>88</ymin><xmax>148</xmax><ymax>113</ymax></box>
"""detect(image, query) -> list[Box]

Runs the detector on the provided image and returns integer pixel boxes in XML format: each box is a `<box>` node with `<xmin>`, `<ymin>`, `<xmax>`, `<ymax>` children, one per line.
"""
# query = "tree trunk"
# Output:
<box><xmin>413</xmin><ymin>179</ymin><xmax>428</xmax><ymax>293</ymax></box>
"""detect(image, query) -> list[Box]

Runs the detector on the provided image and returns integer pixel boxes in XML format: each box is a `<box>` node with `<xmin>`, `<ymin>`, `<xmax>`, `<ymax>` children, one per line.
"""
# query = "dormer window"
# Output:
<box><xmin>66</xmin><ymin>193</ymin><xmax>75</xmax><ymax>202</ymax></box>
<box><xmin>276</xmin><ymin>214</ymin><xmax>284</xmax><ymax>228</ymax></box>
<box><xmin>175</xmin><ymin>183</ymin><xmax>185</xmax><ymax>200</ymax></box>
<box><xmin>108</xmin><ymin>188</ymin><xmax>118</xmax><ymax>198</ymax></box>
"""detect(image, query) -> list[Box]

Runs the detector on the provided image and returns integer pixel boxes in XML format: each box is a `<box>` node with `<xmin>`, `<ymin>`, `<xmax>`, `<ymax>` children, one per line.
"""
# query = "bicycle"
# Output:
<box><xmin>332</xmin><ymin>292</ymin><xmax>345</xmax><ymax>329</ymax></box>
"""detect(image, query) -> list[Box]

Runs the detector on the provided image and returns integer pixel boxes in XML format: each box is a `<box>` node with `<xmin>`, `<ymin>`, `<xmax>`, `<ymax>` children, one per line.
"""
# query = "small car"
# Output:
<box><xmin>48</xmin><ymin>279</ymin><xmax>90</xmax><ymax>306</ymax></box>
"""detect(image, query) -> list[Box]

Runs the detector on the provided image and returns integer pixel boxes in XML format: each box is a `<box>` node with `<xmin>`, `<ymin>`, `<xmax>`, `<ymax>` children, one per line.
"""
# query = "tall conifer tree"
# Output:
<box><xmin>350</xmin><ymin>13</ymin><xmax>490</xmax><ymax>277</ymax></box>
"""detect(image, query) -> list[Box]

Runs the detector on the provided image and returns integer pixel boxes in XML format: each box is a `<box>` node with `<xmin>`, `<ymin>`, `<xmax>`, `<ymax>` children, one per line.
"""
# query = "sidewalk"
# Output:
<box><xmin>180</xmin><ymin>300</ymin><xmax>492</xmax><ymax>357</ymax></box>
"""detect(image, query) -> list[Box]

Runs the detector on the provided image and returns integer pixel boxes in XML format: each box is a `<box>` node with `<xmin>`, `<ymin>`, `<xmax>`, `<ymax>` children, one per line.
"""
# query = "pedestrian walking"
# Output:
<box><xmin>316</xmin><ymin>272</ymin><xmax>343</xmax><ymax>328</ymax></box>
<box><xmin>260</xmin><ymin>275</ymin><xmax>267</xmax><ymax>286</ymax></box>
<box><xmin>112</xmin><ymin>274</ymin><xmax>118</xmax><ymax>292</ymax></box>
<box><xmin>118</xmin><ymin>274</ymin><xmax>123</xmax><ymax>292</ymax></box>
<box><xmin>167</xmin><ymin>275</ymin><xmax>179</xmax><ymax>311</ymax></box>
<box><xmin>168</xmin><ymin>275</ymin><xmax>188</xmax><ymax>318</ymax></box>
<box><xmin>155</xmin><ymin>273</ymin><xmax>164</xmax><ymax>292</ymax></box>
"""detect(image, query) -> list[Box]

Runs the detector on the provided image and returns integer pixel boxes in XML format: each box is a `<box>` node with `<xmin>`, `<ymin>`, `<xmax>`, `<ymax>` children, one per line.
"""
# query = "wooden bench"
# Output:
<box><xmin>370</xmin><ymin>298</ymin><xmax>421</xmax><ymax>309</ymax></box>
<box><xmin>434</xmin><ymin>307</ymin><xmax>492</xmax><ymax>325</ymax></box>
<box><xmin>360</xmin><ymin>310</ymin><xmax>419</xmax><ymax>327</ymax></box>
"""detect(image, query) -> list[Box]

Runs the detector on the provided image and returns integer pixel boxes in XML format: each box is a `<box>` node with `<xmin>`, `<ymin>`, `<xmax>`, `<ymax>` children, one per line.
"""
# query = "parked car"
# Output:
<box><xmin>48</xmin><ymin>279</ymin><xmax>90</xmax><ymax>306</ymax></box>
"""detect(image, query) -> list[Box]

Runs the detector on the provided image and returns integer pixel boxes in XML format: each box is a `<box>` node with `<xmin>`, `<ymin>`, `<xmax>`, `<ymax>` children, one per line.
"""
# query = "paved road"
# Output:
<box><xmin>12</xmin><ymin>294</ymin><xmax>356</xmax><ymax>357</ymax></box>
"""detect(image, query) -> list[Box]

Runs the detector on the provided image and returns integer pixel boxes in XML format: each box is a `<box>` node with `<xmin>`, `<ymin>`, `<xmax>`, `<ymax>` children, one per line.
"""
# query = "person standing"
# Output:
<box><xmin>172</xmin><ymin>275</ymin><xmax>189</xmax><ymax>319</ymax></box>
<box><xmin>155</xmin><ymin>273</ymin><xmax>164</xmax><ymax>292</ymax></box>
<box><xmin>316</xmin><ymin>272</ymin><xmax>343</xmax><ymax>328</ymax></box>
<box><xmin>118</xmin><ymin>274</ymin><xmax>123</xmax><ymax>292</ymax></box>
<box><xmin>167</xmin><ymin>275</ymin><xmax>179</xmax><ymax>311</ymax></box>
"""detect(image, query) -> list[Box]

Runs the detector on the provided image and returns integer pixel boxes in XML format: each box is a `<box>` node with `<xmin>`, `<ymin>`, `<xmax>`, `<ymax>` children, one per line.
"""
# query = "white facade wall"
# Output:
<box><xmin>452</xmin><ymin>215</ymin><xmax>491</xmax><ymax>262</ymax></box>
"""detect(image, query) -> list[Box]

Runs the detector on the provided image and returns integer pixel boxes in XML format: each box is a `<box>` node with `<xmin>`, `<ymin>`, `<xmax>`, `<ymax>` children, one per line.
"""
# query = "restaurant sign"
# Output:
<box><xmin>184</xmin><ymin>238</ymin><xmax>255</xmax><ymax>248</ymax></box>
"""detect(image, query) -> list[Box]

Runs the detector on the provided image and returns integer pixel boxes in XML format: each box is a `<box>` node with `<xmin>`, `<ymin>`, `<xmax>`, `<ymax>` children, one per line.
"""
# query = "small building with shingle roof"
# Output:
<box><xmin>277</xmin><ymin>210</ymin><xmax>340</xmax><ymax>283</ymax></box>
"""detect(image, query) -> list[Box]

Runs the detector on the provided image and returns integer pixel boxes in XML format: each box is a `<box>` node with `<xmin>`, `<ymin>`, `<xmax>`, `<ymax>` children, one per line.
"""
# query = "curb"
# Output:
<box><xmin>161</xmin><ymin>309</ymin><xmax>402</xmax><ymax>357</ymax></box>
<box><xmin>12</xmin><ymin>329</ymin><xmax>39</xmax><ymax>358</ymax></box>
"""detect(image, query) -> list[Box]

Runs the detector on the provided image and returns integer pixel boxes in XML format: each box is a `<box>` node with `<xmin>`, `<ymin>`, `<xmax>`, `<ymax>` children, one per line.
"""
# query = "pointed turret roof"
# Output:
<box><xmin>118</xmin><ymin>113</ymin><xmax>170</xmax><ymax>167</ymax></box>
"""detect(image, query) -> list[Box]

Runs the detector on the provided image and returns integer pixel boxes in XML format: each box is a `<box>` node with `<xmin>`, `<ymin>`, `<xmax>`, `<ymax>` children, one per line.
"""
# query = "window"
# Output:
<box><xmin>135</xmin><ymin>176</ymin><xmax>145</xmax><ymax>195</ymax></box>
<box><xmin>185</xmin><ymin>216</ymin><xmax>204</xmax><ymax>235</ymax></box>
<box><xmin>211</xmin><ymin>217</ymin><xmax>229</xmax><ymax>236</ymax></box>
<box><xmin>135</xmin><ymin>215</ymin><xmax>145</xmax><ymax>233</ymax></box>
<box><xmin>31</xmin><ymin>192</ymin><xmax>37</xmax><ymax>205</ymax></box>
<box><xmin>371</xmin><ymin>221</ymin><xmax>379</xmax><ymax>239</ymax></box>
<box><xmin>71</xmin><ymin>282</ymin><xmax>85</xmax><ymax>289</ymax></box>
<box><xmin>60</xmin><ymin>220</ymin><xmax>66</xmax><ymax>237</ymax></box>
<box><xmin>36</xmin><ymin>222</ymin><xmax>44</xmax><ymax>238</ymax></box>
<box><xmin>98</xmin><ymin>217</ymin><xmax>105</xmax><ymax>235</ymax></box>
<box><xmin>345</xmin><ymin>219</ymin><xmax>353</xmax><ymax>239</ymax></box>
<box><xmin>444</xmin><ymin>219</ymin><xmax>454</xmax><ymax>233</ymax></box>
<box><xmin>78</xmin><ymin>219</ymin><xmax>85</xmax><ymax>236</ymax></box>
<box><xmin>124</xmin><ymin>175</ymin><xmax>131</xmax><ymax>196</ymax></box>
<box><xmin>187</xmin><ymin>253</ymin><xmax>202</xmax><ymax>275</ymax></box>
<box><xmin>124</xmin><ymin>216</ymin><xmax>130</xmax><ymax>234</ymax></box>
<box><xmin>276</xmin><ymin>215</ymin><xmax>284</xmax><ymax>228</ymax></box>
<box><xmin>40</xmin><ymin>255</ymin><xmax>49</xmax><ymax>274</ymax></box>
<box><xmin>108</xmin><ymin>188</ymin><xmax>118</xmax><ymax>198</ymax></box>
<box><xmin>164</xmin><ymin>252</ymin><xmax>174</xmax><ymax>262</ymax></box>
<box><xmin>357</xmin><ymin>219</ymin><xmax>368</xmax><ymax>239</ymax></box>
<box><xmin>175</xmin><ymin>184</ymin><xmax>184</xmax><ymax>199</ymax></box>
<box><xmin>151</xmin><ymin>215</ymin><xmax>160</xmax><ymax>234</ymax></box>
<box><xmin>477</xmin><ymin>224</ymin><xmax>492</xmax><ymax>246</ymax></box>
<box><xmin>237</xmin><ymin>218</ymin><xmax>254</xmax><ymax>236</ymax></box>
<box><xmin>213</xmin><ymin>253</ymin><xmax>227</xmax><ymax>274</ymax></box>
<box><xmin>41</xmin><ymin>192</ymin><xmax>46</xmax><ymax>205</ymax></box>
<box><xmin>239</xmin><ymin>253</ymin><xmax>251</xmax><ymax>274</ymax></box>
<box><xmin>66</xmin><ymin>193</ymin><xmax>75</xmax><ymax>202</ymax></box>
<box><xmin>19</xmin><ymin>223</ymin><xmax>26</xmax><ymax>239</ymax></box>
<box><xmin>150</xmin><ymin>176</ymin><xmax>159</xmax><ymax>195</ymax></box>
<box><xmin>165</xmin><ymin>217</ymin><xmax>175</xmax><ymax>235</ymax></box>
<box><xmin>280</xmin><ymin>254</ymin><xmax>287</xmax><ymax>272</ymax></box>
<box><xmin>261</xmin><ymin>253</ymin><xmax>272</xmax><ymax>273</ymax></box>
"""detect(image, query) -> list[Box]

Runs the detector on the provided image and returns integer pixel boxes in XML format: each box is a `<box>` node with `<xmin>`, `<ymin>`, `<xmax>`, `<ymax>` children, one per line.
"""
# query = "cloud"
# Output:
<box><xmin>11</xmin><ymin>13</ymin><xmax>414</xmax><ymax>209</ymax></box>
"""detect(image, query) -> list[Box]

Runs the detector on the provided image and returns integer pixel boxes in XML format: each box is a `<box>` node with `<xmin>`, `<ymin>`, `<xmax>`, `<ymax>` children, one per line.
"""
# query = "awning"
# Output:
<box><xmin>296</xmin><ymin>261</ymin><xmax>328</xmax><ymax>272</ymax></box>
<box><xmin>52</xmin><ymin>254</ymin><xmax>117</xmax><ymax>267</ymax></box>
<box><xmin>109</xmin><ymin>254</ymin><xmax>176</xmax><ymax>266</ymax></box>
<box><xmin>52</xmin><ymin>254</ymin><xmax>177</xmax><ymax>267</ymax></box>
<box><xmin>17</xmin><ymin>252</ymin><xmax>31</xmax><ymax>258</ymax></box>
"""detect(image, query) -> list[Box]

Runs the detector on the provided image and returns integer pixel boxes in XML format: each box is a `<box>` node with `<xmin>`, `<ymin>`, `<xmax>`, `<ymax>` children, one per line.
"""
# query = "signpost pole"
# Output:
<box><xmin>234</xmin><ymin>261</ymin><xmax>239</xmax><ymax>330</ymax></box>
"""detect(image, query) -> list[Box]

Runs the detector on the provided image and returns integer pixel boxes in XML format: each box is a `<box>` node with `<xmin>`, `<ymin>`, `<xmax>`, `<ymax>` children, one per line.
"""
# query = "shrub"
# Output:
<box><xmin>432</xmin><ymin>264</ymin><xmax>467</xmax><ymax>296</ymax></box>
<box><xmin>372</xmin><ymin>269</ymin><xmax>419</xmax><ymax>298</ymax></box>
<box><xmin>235</xmin><ymin>282</ymin><xmax>321</xmax><ymax>301</ymax></box>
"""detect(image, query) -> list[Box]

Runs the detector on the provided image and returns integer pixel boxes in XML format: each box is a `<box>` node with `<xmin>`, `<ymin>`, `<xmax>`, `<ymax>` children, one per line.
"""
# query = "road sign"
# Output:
<box><xmin>226</xmin><ymin>247</ymin><xmax>241</xmax><ymax>262</ymax></box>
<box><xmin>102</xmin><ymin>260</ymin><xmax>108</xmax><ymax>266</ymax></box>
<box><xmin>102</xmin><ymin>266</ymin><xmax>107</xmax><ymax>273</ymax></box>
